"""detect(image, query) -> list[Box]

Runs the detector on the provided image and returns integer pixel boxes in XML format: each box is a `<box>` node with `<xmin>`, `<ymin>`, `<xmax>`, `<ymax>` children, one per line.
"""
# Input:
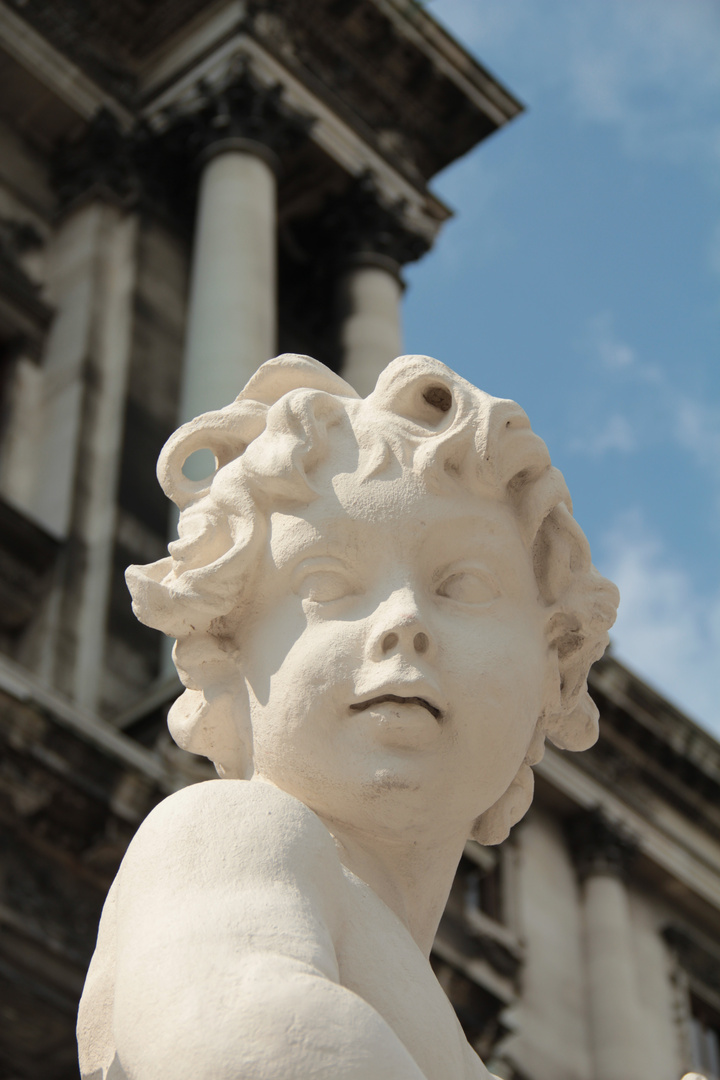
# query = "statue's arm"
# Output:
<box><xmin>110</xmin><ymin>781</ymin><xmax>428</xmax><ymax>1080</ymax></box>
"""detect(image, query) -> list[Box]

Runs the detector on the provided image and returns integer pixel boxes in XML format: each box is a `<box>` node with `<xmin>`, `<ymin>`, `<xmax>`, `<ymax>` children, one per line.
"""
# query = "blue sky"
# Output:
<box><xmin>403</xmin><ymin>0</ymin><xmax>720</xmax><ymax>735</ymax></box>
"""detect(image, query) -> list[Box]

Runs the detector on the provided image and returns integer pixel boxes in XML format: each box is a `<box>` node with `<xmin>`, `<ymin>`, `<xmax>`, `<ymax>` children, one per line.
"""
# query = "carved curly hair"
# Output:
<box><xmin>127</xmin><ymin>354</ymin><xmax>619</xmax><ymax>844</ymax></box>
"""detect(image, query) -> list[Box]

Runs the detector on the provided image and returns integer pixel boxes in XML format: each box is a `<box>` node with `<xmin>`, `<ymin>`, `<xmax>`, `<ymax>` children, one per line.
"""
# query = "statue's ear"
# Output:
<box><xmin>538</xmin><ymin>609</ymin><xmax>568</xmax><ymax>722</ymax></box>
<box><xmin>541</xmin><ymin>610</ymin><xmax>600</xmax><ymax>752</ymax></box>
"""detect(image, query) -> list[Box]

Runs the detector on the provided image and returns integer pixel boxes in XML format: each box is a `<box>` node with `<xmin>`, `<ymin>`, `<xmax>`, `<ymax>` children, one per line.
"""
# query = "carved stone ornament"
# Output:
<box><xmin>77</xmin><ymin>354</ymin><xmax>619</xmax><ymax>1080</ymax></box>
<box><xmin>52</xmin><ymin>108</ymin><xmax>140</xmax><ymax>213</ymax></box>
<box><xmin>566</xmin><ymin>807</ymin><xmax>638</xmax><ymax>882</ymax></box>
<box><xmin>316</xmin><ymin>171</ymin><xmax>431</xmax><ymax>268</ymax></box>
<box><xmin>153</xmin><ymin>55</ymin><xmax>315</xmax><ymax>168</ymax></box>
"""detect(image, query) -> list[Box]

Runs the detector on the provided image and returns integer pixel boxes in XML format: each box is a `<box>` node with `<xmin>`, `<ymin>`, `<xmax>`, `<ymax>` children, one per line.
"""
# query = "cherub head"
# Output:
<box><xmin>127</xmin><ymin>354</ymin><xmax>618</xmax><ymax>845</ymax></box>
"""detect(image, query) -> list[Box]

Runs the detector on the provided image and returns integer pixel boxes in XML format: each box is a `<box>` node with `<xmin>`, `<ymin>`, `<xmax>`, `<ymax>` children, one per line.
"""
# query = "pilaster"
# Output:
<box><xmin>23</xmin><ymin>114</ymin><xmax>142</xmax><ymax>707</ymax></box>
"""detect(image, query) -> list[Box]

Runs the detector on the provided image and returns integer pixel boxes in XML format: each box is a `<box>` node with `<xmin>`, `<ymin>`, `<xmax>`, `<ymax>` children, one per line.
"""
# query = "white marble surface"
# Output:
<box><xmin>78</xmin><ymin>354</ymin><xmax>618</xmax><ymax>1079</ymax></box>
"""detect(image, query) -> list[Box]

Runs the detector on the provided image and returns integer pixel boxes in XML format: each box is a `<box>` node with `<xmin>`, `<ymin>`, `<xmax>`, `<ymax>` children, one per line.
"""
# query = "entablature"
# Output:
<box><xmin>6</xmin><ymin>0</ymin><xmax>522</xmax><ymax>180</ymax></box>
<box><xmin>589</xmin><ymin>655</ymin><xmax>720</xmax><ymax>836</ymax></box>
<box><xmin>3</xmin><ymin>0</ymin><xmax>521</xmax><ymax>211</ymax></box>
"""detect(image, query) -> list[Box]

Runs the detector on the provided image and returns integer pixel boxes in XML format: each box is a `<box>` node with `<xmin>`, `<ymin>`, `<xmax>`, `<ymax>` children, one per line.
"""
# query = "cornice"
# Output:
<box><xmin>535</xmin><ymin>745</ymin><xmax>720</xmax><ymax>921</ymax></box>
<box><xmin>589</xmin><ymin>655</ymin><xmax>720</xmax><ymax>831</ymax></box>
<box><xmin>6</xmin><ymin>0</ymin><xmax>522</xmax><ymax>181</ymax></box>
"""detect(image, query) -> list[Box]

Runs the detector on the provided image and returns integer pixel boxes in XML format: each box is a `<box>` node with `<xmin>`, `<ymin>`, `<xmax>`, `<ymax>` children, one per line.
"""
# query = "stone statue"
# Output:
<box><xmin>77</xmin><ymin>354</ymin><xmax>619</xmax><ymax>1080</ymax></box>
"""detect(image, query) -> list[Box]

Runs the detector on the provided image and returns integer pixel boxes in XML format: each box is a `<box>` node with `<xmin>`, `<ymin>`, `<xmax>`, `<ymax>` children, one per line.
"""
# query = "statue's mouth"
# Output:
<box><xmin>349</xmin><ymin>694</ymin><xmax>442</xmax><ymax>721</ymax></box>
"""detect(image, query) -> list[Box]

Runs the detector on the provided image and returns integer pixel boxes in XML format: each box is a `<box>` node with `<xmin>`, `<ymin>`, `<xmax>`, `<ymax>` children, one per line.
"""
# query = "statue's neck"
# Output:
<box><xmin>323</xmin><ymin>820</ymin><xmax>467</xmax><ymax>958</ymax></box>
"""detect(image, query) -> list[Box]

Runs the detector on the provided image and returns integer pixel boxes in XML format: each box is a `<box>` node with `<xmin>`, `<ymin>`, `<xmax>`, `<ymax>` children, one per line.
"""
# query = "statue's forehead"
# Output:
<box><xmin>268</xmin><ymin>481</ymin><xmax>525</xmax><ymax>569</ymax></box>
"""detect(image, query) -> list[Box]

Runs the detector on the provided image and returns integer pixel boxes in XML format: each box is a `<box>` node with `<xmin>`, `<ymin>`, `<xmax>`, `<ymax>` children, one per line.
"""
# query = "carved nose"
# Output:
<box><xmin>380</xmin><ymin>629</ymin><xmax>429</xmax><ymax>655</ymax></box>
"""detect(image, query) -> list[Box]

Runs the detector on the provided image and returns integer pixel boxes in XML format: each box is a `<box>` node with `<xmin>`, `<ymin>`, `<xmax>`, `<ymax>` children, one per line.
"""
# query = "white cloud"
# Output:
<box><xmin>582</xmin><ymin>313</ymin><xmax>720</xmax><ymax>502</ymax></box>
<box><xmin>587</xmin><ymin>313</ymin><xmax>638</xmax><ymax>372</ymax></box>
<box><xmin>565</xmin><ymin>1</ymin><xmax>720</xmax><ymax>160</ymax></box>
<box><xmin>600</xmin><ymin>512</ymin><xmax>720</xmax><ymax>735</ymax></box>
<box><xmin>571</xmin><ymin>413</ymin><xmax>636</xmax><ymax>456</ymax></box>
<box><xmin>433</xmin><ymin>0</ymin><xmax>720</xmax><ymax>291</ymax></box>
<box><xmin>434</xmin><ymin>0</ymin><xmax>720</xmax><ymax>168</ymax></box>
<box><xmin>675</xmin><ymin>398</ymin><xmax>720</xmax><ymax>481</ymax></box>
<box><xmin>709</xmin><ymin>221</ymin><xmax>720</xmax><ymax>277</ymax></box>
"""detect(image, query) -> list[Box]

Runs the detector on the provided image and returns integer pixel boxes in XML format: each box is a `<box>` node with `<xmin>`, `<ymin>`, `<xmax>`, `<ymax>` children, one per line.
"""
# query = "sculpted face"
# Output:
<box><xmin>239</xmin><ymin>473</ymin><xmax>551</xmax><ymax>839</ymax></box>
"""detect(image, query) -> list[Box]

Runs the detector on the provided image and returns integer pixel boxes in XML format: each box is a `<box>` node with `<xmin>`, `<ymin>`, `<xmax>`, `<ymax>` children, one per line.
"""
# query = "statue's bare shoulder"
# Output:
<box><xmin>114</xmin><ymin>779</ymin><xmax>345</xmax><ymax>982</ymax></box>
<box><xmin>82</xmin><ymin>781</ymin><xmax>446</xmax><ymax>1079</ymax></box>
<box><xmin>123</xmin><ymin>779</ymin><xmax>342</xmax><ymax>915</ymax></box>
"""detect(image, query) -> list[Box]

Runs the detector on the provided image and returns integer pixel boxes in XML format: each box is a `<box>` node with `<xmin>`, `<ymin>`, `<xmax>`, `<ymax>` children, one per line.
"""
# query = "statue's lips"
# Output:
<box><xmin>349</xmin><ymin>694</ymin><xmax>442</xmax><ymax>722</ymax></box>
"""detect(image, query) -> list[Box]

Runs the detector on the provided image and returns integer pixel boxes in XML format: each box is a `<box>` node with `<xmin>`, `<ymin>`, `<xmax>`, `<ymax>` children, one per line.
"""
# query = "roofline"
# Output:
<box><xmin>376</xmin><ymin>0</ymin><xmax>525</xmax><ymax>125</ymax></box>
<box><xmin>591</xmin><ymin>653</ymin><xmax>720</xmax><ymax>782</ymax></box>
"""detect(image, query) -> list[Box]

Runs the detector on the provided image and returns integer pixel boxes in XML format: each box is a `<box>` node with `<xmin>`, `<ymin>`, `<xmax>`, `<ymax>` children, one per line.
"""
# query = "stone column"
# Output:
<box><xmin>173</xmin><ymin>62</ymin><xmax>313</xmax><ymax>424</ymax></box>
<box><xmin>338</xmin><ymin>252</ymin><xmax>404</xmax><ymax>399</ymax></box>
<box><xmin>180</xmin><ymin>139</ymin><xmax>278</xmax><ymax>423</ymax></box>
<box><xmin>567</xmin><ymin>810</ymin><xmax>647</xmax><ymax>1080</ymax></box>
<box><xmin>318</xmin><ymin>175</ymin><xmax>429</xmax><ymax>397</ymax></box>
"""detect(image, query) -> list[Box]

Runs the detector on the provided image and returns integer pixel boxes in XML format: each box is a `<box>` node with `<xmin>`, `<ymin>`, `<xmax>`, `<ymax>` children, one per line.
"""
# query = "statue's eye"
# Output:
<box><xmin>436</xmin><ymin>571</ymin><xmax>498</xmax><ymax>605</ymax></box>
<box><xmin>298</xmin><ymin>571</ymin><xmax>354</xmax><ymax>603</ymax></box>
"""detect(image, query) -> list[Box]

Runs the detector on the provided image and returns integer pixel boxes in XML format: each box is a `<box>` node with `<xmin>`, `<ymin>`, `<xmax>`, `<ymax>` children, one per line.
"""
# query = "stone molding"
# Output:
<box><xmin>566</xmin><ymin>807</ymin><xmax>638</xmax><ymax>882</ymax></box>
<box><xmin>11</xmin><ymin>0</ymin><xmax>522</xmax><ymax>182</ymax></box>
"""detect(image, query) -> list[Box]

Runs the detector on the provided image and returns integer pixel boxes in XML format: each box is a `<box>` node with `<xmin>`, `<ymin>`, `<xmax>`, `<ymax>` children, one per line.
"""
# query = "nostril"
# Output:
<box><xmin>414</xmin><ymin>632</ymin><xmax>429</xmax><ymax>654</ymax></box>
<box><xmin>382</xmin><ymin>632</ymin><xmax>399</xmax><ymax>654</ymax></box>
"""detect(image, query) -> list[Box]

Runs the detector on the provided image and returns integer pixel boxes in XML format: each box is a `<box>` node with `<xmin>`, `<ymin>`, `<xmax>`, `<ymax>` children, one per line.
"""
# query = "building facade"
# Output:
<box><xmin>0</xmin><ymin>3</ymin><xmax>718</xmax><ymax>1079</ymax></box>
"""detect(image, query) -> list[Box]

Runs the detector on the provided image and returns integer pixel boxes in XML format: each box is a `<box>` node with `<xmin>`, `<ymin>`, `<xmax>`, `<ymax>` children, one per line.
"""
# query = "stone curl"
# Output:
<box><xmin>126</xmin><ymin>354</ymin><xmax>619</xmax><ymax>843</ymax></box>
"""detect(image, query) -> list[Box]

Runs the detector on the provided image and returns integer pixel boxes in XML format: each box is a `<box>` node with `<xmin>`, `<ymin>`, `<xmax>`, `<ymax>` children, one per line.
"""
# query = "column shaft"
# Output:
<box><xmin>181</xmin><ymin>147</ymin><xmax>277</xmax><ymax>421</ymax></box>
<box><xmin>338</xmin><ymin>258</ymin><xmax>403</xmax><ymax>398</ymax></box>
<box><xmin>583</xmin><ymin>872</ymin><xmax>647</xmax><ymax>1080</ymax></box>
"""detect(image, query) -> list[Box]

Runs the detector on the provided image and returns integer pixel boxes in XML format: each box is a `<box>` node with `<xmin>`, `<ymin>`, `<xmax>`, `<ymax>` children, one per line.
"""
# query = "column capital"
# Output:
<box><xmin>167</xmin><ymin>56</ymin><xmax>314</xmax><ymax>167</ymax></box>
<box><xmin>566</xmin><ymin>808</ymin><xmax>638</xmax><ymax>882</ymax></box>
<box><xmin>51</xmin><ymin>108</ymin><xmax>140</xmax><ymax>215</ymax></box>
<box><xmin>128</xmin><ymin>59</ymin><xmax>314</xmax><ymax>228</ymax></box>
<box><xmin>317</xmin><ymin>173</ymin><xmax>431</xmax><ymax>269</ymax></box>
